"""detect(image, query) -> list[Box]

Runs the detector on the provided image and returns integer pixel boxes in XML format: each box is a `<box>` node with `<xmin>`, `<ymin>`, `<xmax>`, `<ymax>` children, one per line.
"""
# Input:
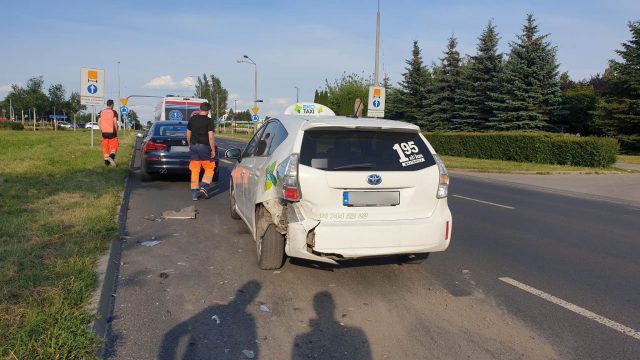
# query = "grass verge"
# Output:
<box><xmin>617</xmin><ymin>155</ymin><xmax>640</xmax><ymax>165</ymax></box>
<box><xmin>440</xmin><ymin>155</ymin><xmax>627</xmax><ymax>173</ymax></box>
<box><xmin>216</xmin><ymin>130</ymin><xmax>253</xmax><ymax>143</ymax></box>
<box><xmin>0</xmin><ymin>130</ymin><xmax>134</xmax><ymax>359</ymax></box>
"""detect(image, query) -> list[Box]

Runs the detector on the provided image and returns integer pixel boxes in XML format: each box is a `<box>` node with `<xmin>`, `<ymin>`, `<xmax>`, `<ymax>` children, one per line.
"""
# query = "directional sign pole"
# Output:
<box><xmin>91</xmin><ymin>106</ymin><xmax>95</xmax><ymax>148</ymax></box>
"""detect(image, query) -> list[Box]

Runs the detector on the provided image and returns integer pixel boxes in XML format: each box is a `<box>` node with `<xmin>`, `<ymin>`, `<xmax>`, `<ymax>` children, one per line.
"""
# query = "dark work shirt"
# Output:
<box><xmin>187</xmin><ymin>115</ymin><xmax>215</xmax><ymax>145</ymax></box>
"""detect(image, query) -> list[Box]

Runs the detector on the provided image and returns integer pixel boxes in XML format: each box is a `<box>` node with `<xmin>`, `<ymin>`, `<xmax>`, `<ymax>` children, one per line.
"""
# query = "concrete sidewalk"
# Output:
<box><xmin>451</xmin><ymin>171</ymin><xmax>640</xmax><ymax>207</ymax></box>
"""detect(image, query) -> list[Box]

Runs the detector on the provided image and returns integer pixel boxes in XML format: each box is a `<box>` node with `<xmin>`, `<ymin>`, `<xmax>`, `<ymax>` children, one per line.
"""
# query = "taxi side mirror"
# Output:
<box><xmin>225</xmin><ymin>148</ymin><xmax>242</xmax><ymax>161</ymax></box>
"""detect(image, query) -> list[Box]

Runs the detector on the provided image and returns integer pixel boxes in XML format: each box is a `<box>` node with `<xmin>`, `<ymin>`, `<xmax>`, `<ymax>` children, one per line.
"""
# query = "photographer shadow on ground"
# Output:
<box><xmin>292</xmin><ymin>291</ymin><xmax>372</xmax><ymax>360</ymax></box>
<box><xmin>158</xmin><ymin>280</ymin><xmax>261</xmax><ymax>360</ymax></box>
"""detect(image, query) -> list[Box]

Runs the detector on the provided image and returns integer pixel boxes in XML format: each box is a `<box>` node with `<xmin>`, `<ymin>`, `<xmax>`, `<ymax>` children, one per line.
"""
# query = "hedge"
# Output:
<box><xmin>424</xmin><ymin>132</ymin><xmax>618</xmax><ymax>167</ymax></box>
<box><xmin>0</xmin><ymin>120</ymin><xmax>25</xmax><ymax>130</ymax></box>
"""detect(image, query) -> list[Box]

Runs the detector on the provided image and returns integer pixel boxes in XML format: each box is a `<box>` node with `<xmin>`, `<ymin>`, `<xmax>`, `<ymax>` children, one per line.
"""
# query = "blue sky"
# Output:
<box><xmin>1</xmin><ymin>0</ymin><xmax>638</xmax><ymax>119</ymax></box>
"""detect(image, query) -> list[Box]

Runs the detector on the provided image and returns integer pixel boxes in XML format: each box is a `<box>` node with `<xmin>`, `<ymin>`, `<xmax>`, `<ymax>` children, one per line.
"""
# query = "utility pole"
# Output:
<box><xmin>237</xmin><ymin>55</ymin><xmax>258</xmax><ymax>108</ymax></box>
<box><xmin>374</xmin><ymin>0</ymin><xmax>381</xmax><ymax>86</ymax></box>
<box><xmin>294</xmin><ymin>86</ymin><xmax>299</xmax><ymax>103</ymax></box>
<box><xmin>117</xmin><ymin>61</ymin><xmax>122</xmax><ymax>131</ymax></box>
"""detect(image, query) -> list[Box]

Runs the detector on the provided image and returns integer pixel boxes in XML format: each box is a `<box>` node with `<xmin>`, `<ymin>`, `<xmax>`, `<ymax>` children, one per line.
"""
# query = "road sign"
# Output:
<box><xmin>80</xmin><ymin>68</ymin><xmax>105</xmax><ymax>106</ymax></box>
<box><xmin>252</xmin><ymin>114</ymin><xmax>260</xmax><ymax>121</ymax></box>
<box><xmin>251</xmin><ymin>106</ymin><xmax>259</xmax><ymax>115</ymax></box>
<box><xmin>367</xmin><ymin>86</ymin><xmax>385</xmax><ymax>118</ymax></box>
<box><xmin>121</xmin><ymin>98</ymin><xmax>128</xmax><ymax>106</ymax></box>
<box><xmin>120</xmin><ymin>106</ymin><xmax>128</xmax><ymax>114</ymax></box>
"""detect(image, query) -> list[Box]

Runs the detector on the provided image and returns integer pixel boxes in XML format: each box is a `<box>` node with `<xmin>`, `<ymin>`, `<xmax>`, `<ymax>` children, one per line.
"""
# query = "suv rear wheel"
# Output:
<box><xmin>257</xmin><ymin>224</ymin><xmax>285</xmax><ymax>270</ymax></box>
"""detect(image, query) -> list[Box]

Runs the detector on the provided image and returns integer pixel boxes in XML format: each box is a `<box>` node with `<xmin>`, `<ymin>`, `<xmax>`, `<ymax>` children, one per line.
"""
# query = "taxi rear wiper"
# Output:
<box><xmin>332</xmin><ymin>163</ymin><xmax>376</xmax><ymax>170</ymax></box>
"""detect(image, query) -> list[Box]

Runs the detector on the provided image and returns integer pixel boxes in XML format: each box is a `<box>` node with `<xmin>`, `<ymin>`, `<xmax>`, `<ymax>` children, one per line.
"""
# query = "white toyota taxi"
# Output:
<box><xmin>225</xmin><ymin>103</ymin><xmax>452</xmax><ymax>269</ymax></box>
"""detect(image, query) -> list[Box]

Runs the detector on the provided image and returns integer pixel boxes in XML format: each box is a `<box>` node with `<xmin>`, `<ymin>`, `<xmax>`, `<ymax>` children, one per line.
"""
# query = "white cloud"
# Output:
<box><xmin>0</xmin><ymin>84</ymin><xmax>17</xmax><ymax>93</ymax></box>
<box><xmin>143</xmin><ymin>75</ymin><xmax>195</xmax><ymax>89</ymax></box>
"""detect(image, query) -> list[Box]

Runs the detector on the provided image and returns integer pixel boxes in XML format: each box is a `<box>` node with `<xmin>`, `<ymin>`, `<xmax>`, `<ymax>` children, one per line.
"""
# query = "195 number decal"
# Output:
<box><xmin>392</xmin><ymin>141</ymin><xmax>425</xmax><ymax>166</ymax></box>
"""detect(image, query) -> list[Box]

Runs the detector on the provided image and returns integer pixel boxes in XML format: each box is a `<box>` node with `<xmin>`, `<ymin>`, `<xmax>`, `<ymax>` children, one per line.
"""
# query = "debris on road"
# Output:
<box><xmin>159</xmin><ymin>272</ymin><xmax>169</xmax><ymax>279</ymax></box>
<box><xmin>213</xmin><ymin>300</ymin><xmax>228</xmax><ymax>305</ymax></box>
<box><xmin>259</xmin><ymin>304</ymin><xmax>271</xmax><ymax>313</ymax></box>
<box><xmin>211</xmin><ymin>315</ymin><xmax>220</xmax><ymax>324</ymax></box>
<box><xmin>241</xmin><ymin>350</ymin><xmax>255</xmax><ymax>359</ymax></box>
<box><xmin>144</xmin><ymin>214</ymin><xmax>162</xmax><ymax>221</ymax></box>
<box><xmin>273</xmin><ymin>270</ymin><xmax>281</xmax><ymax>274</ymax></box>
<box><xmin>162</xmin><ymin>205</ymin><xmax>197</xmax><ymax>219</ymax></box>
<box><xmin>140</xmin><ymin>240</ymin><xmax>161</xmax><ymax>247</ymax></box>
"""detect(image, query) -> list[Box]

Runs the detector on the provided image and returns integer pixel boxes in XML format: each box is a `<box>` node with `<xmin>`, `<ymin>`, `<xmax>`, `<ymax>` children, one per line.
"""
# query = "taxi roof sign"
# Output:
<box><xmin>284</xmin><ymin>102</ymin><xmax>336</xmax><ymax>116</ymax></box>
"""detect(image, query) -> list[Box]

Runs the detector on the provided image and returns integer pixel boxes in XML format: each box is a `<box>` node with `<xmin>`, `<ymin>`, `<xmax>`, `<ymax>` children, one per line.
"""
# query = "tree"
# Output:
<box><xmin>196</xmin><ymin>74</ymin><xmax>228</xmax><ymax>118</ymax></box>
<box><xmin>463</xmin><ymin>21</ymin><xmax>503</xmax><ymax>130</ymax></box>
<box><xmin>489</xmin><ymin>14</ymin><xmax>561</xmax><ymax>130</ymax></box>
<box><xmin>48</xmin><ymin>83</ymin><xmax>66</xmax><ymax>115</ymax></box>
<box><xmin>66</xmin><ymin>91</ymin><xmax>86</xmax><ymax>125</ymax></box>
<box><xmin>323</xmin><ymin>72</ymin><xmax>370</xmax><ymax>116</ymax></box>
<box><xmin>422</xmin><ymin>35</ymin><xmax>464</xmax><ymax>131</ymax></box>
<box><xmin>395</xmin><ymin>41</ymin><xmax>431</xmax><ymax>124</ymax></box>
<box><xmin>128</xmin><ymin>109</ymin><xmax>141</xmax><ymax>129</ymax></box>
<box><xmin>596</xmin><ymin>20</ymin><xmax>640</xmax><ymax>136</ymax></box>
<box><xmin>555</xmin><ymin>84</ymin><xmax>598</xmax><ymax>134</ymax></box>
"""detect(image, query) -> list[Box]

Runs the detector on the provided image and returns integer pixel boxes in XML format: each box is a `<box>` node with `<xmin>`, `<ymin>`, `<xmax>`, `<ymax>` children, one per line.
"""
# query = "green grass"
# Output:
<box><xmin>0</xmin><ymin>130</ymin><xmax>134</xmax><ymax>359</ymax></box>
<box><xmin>440</xmin><ymin>155</ymin><xmax>626</xmax><ymax>173</ymax></box>
<box><xmin>216</xmin><ymin>130</ymin><xmax>253</xmax><ymax>142</ymax></box>
<box><xmin>617</xmin><ymin>155</ymin><xmax>640</xmax><ymax>165</ymax></box>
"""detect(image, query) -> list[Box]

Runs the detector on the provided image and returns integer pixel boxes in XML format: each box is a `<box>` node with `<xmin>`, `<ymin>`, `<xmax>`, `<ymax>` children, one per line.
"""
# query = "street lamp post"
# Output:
<box><xmin>237</xmin><ymin>55</ymin><xmax>257</xmax><ymax>109</ymax></box>
<box><xmin>186</xmin><ymin>75</ymin><xmax>200</xmax><ymax>97</ymax></box>
<box><xmin>294</xmin><ymin>86</ymin><xmax>299</xmax><ymax>103</ymax></box>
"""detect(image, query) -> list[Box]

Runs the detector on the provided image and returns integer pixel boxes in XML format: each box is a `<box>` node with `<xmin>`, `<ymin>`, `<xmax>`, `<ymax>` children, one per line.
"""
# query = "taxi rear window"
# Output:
<box><xmin>300</xmin><ymin>129</ymin><xmax>435</xmax><ymax>171</ymax></box>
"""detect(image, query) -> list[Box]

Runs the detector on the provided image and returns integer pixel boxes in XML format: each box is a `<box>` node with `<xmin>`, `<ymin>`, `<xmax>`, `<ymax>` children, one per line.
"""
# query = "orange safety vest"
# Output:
<box><xmin>99</xmin><ymin>109</ymin><xmax>116</xmax><ymax>134</ymax></box>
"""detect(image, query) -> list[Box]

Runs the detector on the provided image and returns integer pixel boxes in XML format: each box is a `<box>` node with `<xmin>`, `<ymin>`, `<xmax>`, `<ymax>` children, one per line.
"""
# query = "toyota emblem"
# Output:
<box><xmin>367</xmin><ymin>174</ymin><xmax>382</xmax><ymax>185</ymax></box>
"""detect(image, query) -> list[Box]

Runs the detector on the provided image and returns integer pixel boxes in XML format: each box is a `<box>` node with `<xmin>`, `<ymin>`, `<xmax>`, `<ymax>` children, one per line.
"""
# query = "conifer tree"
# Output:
<box><xmin>423</xmin><ymin>35</ymin><xmax>464</xmax><ymax>131</ymax></box>
<box><xmin>596</xmin><ymin>20</ymin><xmax>640</xmax><ymax>136</ymax></box>
<box><xmin>463</xmin><ymin>21</ymin><xmax>503</xmax><ymax>130</ymax></box>
<box><xmin>489</xmin><ymin>14</ymin><xmax>561</xmax><ymax>130</ymax></box>
<box><xmin>396</xmin><ymin>41</ymin><xmax>432</xmax><ymax>125</ymax></box>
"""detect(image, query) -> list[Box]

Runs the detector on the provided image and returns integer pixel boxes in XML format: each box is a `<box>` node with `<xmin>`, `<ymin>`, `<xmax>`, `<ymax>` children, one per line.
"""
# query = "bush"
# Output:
<box><xmin>424</xmin><ymin>132</ymin><xmax>618</xmax><ymax>167</ymax></box>
<box><xmin>0</xmin><ymin>120</ymin><xmax>25</xmax><ymax>130</ymax></box>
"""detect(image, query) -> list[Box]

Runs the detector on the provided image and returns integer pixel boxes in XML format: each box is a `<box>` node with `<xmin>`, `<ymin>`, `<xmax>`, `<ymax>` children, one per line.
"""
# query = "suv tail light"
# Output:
<box><xmin>433</xmin><ymin>154</ymin><xmax>449</xmax><ymax>199</ymax></box>
<box><xmin>280</xmin><ymin>154</ymin><xmax>301</xmax><ymax>202</ymax></box>
<box><xmin>142</xmin><ymin>140</ymin><xmax>167</xmax><ymax>156</ymax></box>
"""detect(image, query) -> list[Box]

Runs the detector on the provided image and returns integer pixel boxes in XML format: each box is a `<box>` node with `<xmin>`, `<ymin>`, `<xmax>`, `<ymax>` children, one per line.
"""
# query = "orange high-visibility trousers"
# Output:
<box><xmin>189</xmin><ymin>160</ymin><xmax>215</xmax><ymax>189</ymax></box>
<box><xmin>101</xmin><ymin>137</ymin><xmax>119</xmax><ymax>159</ymax></box>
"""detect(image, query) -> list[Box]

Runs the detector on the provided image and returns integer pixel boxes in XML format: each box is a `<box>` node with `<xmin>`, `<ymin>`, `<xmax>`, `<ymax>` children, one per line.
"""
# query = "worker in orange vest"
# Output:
<box><xmin>98</xmin><ymin>99</ymin><xmax>119</xmax><ymax>166</ymax></box>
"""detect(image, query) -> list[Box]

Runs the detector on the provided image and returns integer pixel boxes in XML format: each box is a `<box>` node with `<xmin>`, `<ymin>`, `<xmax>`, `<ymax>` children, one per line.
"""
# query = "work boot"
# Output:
<box><xmin>109</xmin><ymin>153</ymin><xmax>116</xmax><ymax>161</ymax></box>
<box><xmin>104</xmin><ymin>159</ymin><xmax>110</xmax><ymax>166</ymax></box>
<box><xmin>191</xmin><ymin>189</ymin><xmax>200</xmax><ymax>201</ymax></box>
<box><xmin>106</xmin><ymin>157</ymin><xmax>116</xmax><ymax>167</ymax></box>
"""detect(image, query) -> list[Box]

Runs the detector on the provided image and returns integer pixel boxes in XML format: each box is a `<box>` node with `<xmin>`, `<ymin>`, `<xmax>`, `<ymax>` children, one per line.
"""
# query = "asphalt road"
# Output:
<box><xmin>107</xmin><ymin>137</ymin><xmax>640</xmax><ymax>359</ymax></box>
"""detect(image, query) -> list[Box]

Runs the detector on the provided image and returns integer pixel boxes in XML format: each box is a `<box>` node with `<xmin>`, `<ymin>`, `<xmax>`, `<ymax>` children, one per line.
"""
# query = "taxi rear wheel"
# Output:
<box><xmin>229</xmin><ymin>180</ymin><xmax>241</xmax><ymax>219</ymax></box>
<box><xmin>257</xmin><ymin>224</ymin><xmax>285</xmax><ymax>270</ymax></box>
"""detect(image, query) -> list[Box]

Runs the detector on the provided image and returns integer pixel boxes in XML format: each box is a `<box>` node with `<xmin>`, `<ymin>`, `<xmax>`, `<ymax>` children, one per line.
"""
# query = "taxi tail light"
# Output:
<box><xmin>434</xmin><ymin>154</ymin><xmax>449</xmax><ymax>199</ymax></box>
<box><xmin>282</xmin><ymin>154</ymin><xmax>301</xmax><ymax>202</ymax></box>
<box><xmin>143</xmin><ymin>141</ymin><xmax>167</xmax><ymax>153</ymax></box>
<box><xmin>445</xmin><ymin>221</ymin><xmax>450</xmax><ymax>240</ymax></box>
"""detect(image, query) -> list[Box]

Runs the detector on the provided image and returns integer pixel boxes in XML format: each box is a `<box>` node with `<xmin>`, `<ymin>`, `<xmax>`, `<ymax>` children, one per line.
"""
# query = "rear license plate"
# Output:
<box><xmin>170</xmin><ymin>146</ymin><xmax>189</xmax><ymax>152</ymax></box>
<box><xmin>343</xmin><ymin>191</ymin><xmax>400</xmax><ymax>207</ymax></box>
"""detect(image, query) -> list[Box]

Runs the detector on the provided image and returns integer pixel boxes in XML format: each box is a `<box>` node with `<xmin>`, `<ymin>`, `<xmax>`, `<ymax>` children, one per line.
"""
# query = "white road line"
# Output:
<box><xmin>452</xmin><ymin>195</ymin><xmax>515</xmax><ymax>209</ymax></box>
<box><xmin>499</xmin><ymin>277</ymin><xmax>640</xmax><ymax>341</ymax></box>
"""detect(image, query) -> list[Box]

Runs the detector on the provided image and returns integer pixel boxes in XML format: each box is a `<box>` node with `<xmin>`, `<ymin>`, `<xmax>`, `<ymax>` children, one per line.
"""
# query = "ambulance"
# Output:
<box><xmin>154</xmin><ymin>96</ymin><xmax>209</xmax><ymax>122</ymax></box>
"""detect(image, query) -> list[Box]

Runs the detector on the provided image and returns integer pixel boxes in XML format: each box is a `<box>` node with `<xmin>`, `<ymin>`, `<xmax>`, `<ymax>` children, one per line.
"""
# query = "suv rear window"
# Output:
<box><xmin>154</xmin><ymin>124</ymin><xmax>187</xmax><ymax>137</ymax></box>
<box><xmin>300</xmin><ymin>129</ymin><xmax>436</xmax><ymax>171</ymax></box>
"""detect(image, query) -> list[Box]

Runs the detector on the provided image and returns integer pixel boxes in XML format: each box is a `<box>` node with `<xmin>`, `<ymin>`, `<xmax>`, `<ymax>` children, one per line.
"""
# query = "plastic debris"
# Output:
<box><xmin>144</xmin><ymin>215</ymin><xmax>162</xmax><ymax>221</ymax></box>
<box><xmin>259</xmin><ymin>304</ymin><xmax>271</xmax><ymax>313</ymax></box>
<box><xmin>159</xmin><ymin>272</ymin><xmax>169</xmax><ymax>279</ymax></box>
<box><xmin>141</xmin><ymin>240</ymin><xmax>161</xmax><ymax>247</ymax></box>
<box><xmin>211</xmin><ymin>315</ymin><xmax>220</xmax><ymax>324</ymax></box>
<box><xmin>273</xmin><ymin>270</ymin><xmax>281</xmax><ymax>274</ymax></box>
<box><xmin>242</xmin><ymin>350</ymin><xmax>255</xmax><ymax>359</ymax></box>
<box><xmin>162</xmin><ymin>206</ymin><xmax>197</xmax><ymax>219</ymax></box>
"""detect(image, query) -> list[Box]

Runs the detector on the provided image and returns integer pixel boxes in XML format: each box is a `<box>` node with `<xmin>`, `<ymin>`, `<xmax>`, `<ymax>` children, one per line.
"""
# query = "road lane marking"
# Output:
<box><xmin>499</xmin><ymin>277</ymin><xmax>640</xmax><ymax>341</ymax></box>
<box><xmin>452</xmin><ymin>195</ymin><xmax>515</xmax><ymax>209</ymax></box>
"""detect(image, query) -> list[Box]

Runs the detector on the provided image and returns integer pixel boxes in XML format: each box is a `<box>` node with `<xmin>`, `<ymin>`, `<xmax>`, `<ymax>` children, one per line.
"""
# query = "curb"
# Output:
<box><xmin>451</xmin><ymin>171</ymin><xmax>640</xmax><ymax>208</ymax></box>
<box><xmin>93</xmin><ymin>137</ymin><xmax>139</xmax><ymax>358</ymax></box>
